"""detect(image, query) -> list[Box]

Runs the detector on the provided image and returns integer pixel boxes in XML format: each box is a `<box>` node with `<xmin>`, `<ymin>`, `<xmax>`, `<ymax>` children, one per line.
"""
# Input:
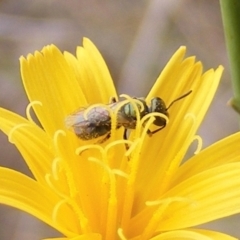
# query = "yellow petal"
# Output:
<box><xmin>158</xmin><ymin>162</ymin><xmax>240</xmax><ymax>231</ymax></box>
<box><xmin>0</xmin><ymin>108</ymin><xmax>53</xmax><ymax>184</ymax></box>
<box><xmin>190</xmin><ymin>229</ymin><xmax>238</xmax><ymax>240</ymax></box>
<box><xmin>134</xmin><ymin>62</ymin><xmax>223</xmax><ymax>210</ymax></box>
<box><xmin>128</xmin><ymin>163</ymin><xmax>240</xmax><ymax>235</ymax></box>
<box><xmin>147</xmin><ymin>46</ymin><xmax>187</xmax><ymax>101</ymax></box>
<box><xmin>149</xmin><ymin>229</ymin><xmax>237</xmax><ymax>240</ymax></box>
<box><xmin>172</xmin><ymin>132</ymin><xmax>240</xmax><ymax>185</ymax></box>
<box><xmin>43</xmin><ymin>233</ymin><xmax>102</xmax><ymax>240</ymax></box>
<box><xmin>150</xmin><ymin>230</ymin><xmax>211</xmax><ymax>240</ymax></box>
<box><xmin>82</xmin><ymin>38</ymin><xmax>117</xmax><ymax>101</ymax></box>
<box><xmin>75</xmin><ymin>38</ymin><xmax>117</xmax><ymax>103</ymax></box>
<box><xmin>20</xmin><ymin>45</ymin><xmax>85</xmax><ymax>136</ymax></box>
<box><xmin>0</xmin><ymin>167</ymin><xmax>78</xmax><ymax>236</ymax></box>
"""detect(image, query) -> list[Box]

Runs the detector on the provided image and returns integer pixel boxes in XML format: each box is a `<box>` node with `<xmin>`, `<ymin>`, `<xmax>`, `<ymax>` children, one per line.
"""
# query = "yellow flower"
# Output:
<box><xmin>0</xmin><ymin>38</ymin><xmax>240</xmax><ymax>240</ymax></box>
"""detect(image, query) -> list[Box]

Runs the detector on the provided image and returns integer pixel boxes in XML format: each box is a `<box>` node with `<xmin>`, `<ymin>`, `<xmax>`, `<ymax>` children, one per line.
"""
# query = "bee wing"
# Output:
<box><xmin>65</xmin><ymin>111</ymin><xmax>88</xmax><ymax>129</ymax></box>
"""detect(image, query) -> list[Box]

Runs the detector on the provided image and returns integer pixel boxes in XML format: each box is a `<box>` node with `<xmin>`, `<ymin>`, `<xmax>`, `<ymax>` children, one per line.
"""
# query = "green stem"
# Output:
<box><xmin>220</xmin><ymin>0</ymin><xmax>240</xmax><ymax>114</ymax></box>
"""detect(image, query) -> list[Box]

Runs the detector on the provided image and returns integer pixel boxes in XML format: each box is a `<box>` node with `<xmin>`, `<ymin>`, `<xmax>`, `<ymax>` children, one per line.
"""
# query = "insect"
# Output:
<box><xmin>65</xmin><ymin>90</ymin><xmax>192</xmax><ymax>142</ymax></box>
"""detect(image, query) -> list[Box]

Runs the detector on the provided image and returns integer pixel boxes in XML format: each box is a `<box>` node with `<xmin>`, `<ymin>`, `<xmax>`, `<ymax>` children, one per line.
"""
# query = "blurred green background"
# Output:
<box><xmin>0</xmin><ymin>0</ymin><xmax>239</xmax><ymax>239</ymax></box>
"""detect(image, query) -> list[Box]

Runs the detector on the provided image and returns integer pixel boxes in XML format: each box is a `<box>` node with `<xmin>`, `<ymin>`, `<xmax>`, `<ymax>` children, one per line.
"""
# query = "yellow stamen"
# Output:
<box><xmin>142</xmin><ymin>197</ymin><xmax>196</xmax><ymax>239</ymax></box>
<box><xmin>53</xmin><ymin>130</ymin><xmax>78</xmax><ymax>197</ymax></box>
<box><xmin>119</xmin><ymin>94</ymin><xmax>145</xmax><ymax>139</ymax></box>
<box><xmin>112</xmin><ymin>169</ymin><xmax>129</xmax><ymax>179</ymax></box>
<box><xmin>76</xmin><ymin>144</ymin><xmax>104</xmax><ymax>156</ymax></box>
<box><xmin>52</xmin><ymin>198</ymin><xmax>79</xmax><ymax>237</ymax></box>
<box><xmin>121</xmin><ymin>116</ymin><xmax>155</xmax><ymax>229</ymax></box>
<box><xmin>105</xmin><ymin>139</ymin><xmax>133</xmax><ymax>151</ymax></box>
<box><xmin>45</xmin><ymin>173</ymin><xmax>68</xmax><ymax>199</ymax></box>
<box><xmin>140</xmin><ymin>112</ymin><xmax>169</xmax><ymax>127</ymax></box>
<box><xmin>88</xmin><ymin>155</ymin><xmax>118</xmax><ymax>238</ymax></box>
<box><xmin>146</xmin><ymin>197</ymin><xmax>194</xmax><ymax>206</ymax></box>
<box><xmin>51</xmin><ymin>130</ymin><xmax>92</xmax><ymax>233</ymax></box>
<box><xmin>118</xmin><ymin>228</ymin><xmax>128</xmax><ymax>240</ymax></box>
<box><xmin>141</xmin><ymin>198</ymin><xmax>171</xmax><ymax>239</ymax></box>
<box><xmin>51</xmin><ymin>157</ymin><xmax>62</xmax><ymax>180</ymax></box>
<box><xmin>52</xmin><ymin>198</ymin><xmax>68</xmax><ymax>224</ymax></box>
<box><xmin>119</xmin><ymin>94</ymin><xmax>145</xmax><ymax>112</ymax></box>
<box><xmin>125</xmin><ymin>138</ymin><xmax>141</xmax><ymax>157</ymax></box>
<box><xmin>26</xmin><ymin>100</ymin><xmax>42</xmax><ymax>123</ymax></box>
<box><xmin>8</xmin><ymin>123</ymin><xmax>29</xmax><ymax>143</ymax></box>
<box><xmin>184</xmin><ymin>112</ymin><xmax>196</xmax><ymax>124</ymax></box>
<box><xmin>192</xmin><ymin>135</ymin><xmax>203</xmax><ymax>154</ymax></box>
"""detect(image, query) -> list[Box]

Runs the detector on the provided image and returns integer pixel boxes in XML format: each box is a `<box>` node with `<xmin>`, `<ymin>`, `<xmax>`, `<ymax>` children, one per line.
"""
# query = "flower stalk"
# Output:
<box><xmin>220</xmin><ymin>0</ymin><xmax>240</xmax><ymax>114</ymax></box>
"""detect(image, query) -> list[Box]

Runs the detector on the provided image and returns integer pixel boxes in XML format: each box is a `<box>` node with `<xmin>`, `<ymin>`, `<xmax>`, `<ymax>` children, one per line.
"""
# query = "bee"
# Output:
<box><xmin>65</xmin><ymin>90</ymin><xmax>192</xmax><ymax>142</ymax></box>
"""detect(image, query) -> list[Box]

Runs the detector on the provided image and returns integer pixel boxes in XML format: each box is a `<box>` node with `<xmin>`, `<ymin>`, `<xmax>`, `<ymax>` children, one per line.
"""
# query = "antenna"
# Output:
<box><xmin>166</xmin><ymin>90</ymin><xmax>192</xmax><ymax>110</ymax></box>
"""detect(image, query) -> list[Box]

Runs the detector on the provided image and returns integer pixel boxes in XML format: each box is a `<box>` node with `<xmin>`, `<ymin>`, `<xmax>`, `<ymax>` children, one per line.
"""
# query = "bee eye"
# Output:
<box><xmin>150</xmin><ymin>98</ymin><xmax>167</xmax><ymax>114</ymax></box>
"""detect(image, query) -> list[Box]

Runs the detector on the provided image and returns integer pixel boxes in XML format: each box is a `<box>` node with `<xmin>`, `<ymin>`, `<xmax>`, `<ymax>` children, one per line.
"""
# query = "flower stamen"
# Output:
<box><xmin>26</xmin><ymin>100</ymin><xmax>42</xmax><ymax>123</ymax></box>
<box><xmin>85</xmin><ymin>143</ymin><xmax>128</xmax><ymax>239</ymax></box>
<box><xmin>141</xmin><ymin>197</ymin><xmax>197</xmax><ymax>239</ymax></box>
<box><xmin>8</xmin><ymin>123</ymin><xmax>29</xmax><ymax>143</ymax></box>
<box><xmin>88</xmin><ymin>158</ymin><xmax>118</xmax><ymax>238</ymax></box>
<box><xmin>146</xmin><ymin>197</ymin><xmax>194</xmax><ymax>206</ymax></box>
<box><xmin>120</xmin><ymin>116</ymin><xmax>156</xmax><ymax>230</ymax></box>
<box><xmin>87</xmin><ymin>157</ymin><xmax>128</xmax><ymax>179</ymax></box>
<box><xmin>105</xmin><ymin>139</ymin><xmax>133</xmax><ymax>153</ymax></box>
<box><xmin>140</xmin><ymin>112</ymin><xmax>169</xmax><ymax>129</ymax></box>
<box><xmin>192</xmin><ymin>135</ymin><xmax>203</xmax><ymax>154</ymax></box>
<box><xmin>125</xmin><ymin>138</ymin><xmax>141</xmax><ymax>157</ymax></box>
<box><xmin>53</xmin><ymin>130</ymin><xmax>66</xmax><ymax>153</ymax></box>
<box><xmin>45</xmin><ymin>173</ymin><xmax>69</xmax><ymax>199</ymax></box>
<box><xmin>51</xmin><ymin>157</ymin><xmax>62</xmax><ymax>180</ymax></box>
<box><xmin>46</xmin><ymin>164</ymin><xmax>90</xmax><ymax>234</ymax></box>
<box><xmin>184</xmin><ymin>112</ymin><xmax>196</xmax><ymax>124</ymax></box>
<box><xmin>119</xmin><ymin>94</ymin><xmax>145</xmax><ymax>139</ymax></box>
<box><xmin>118</xmin><ymin>228</ymin><xmax>128</xmax><ymax>240</ymax></box>
<box><xmin>76</xmin><ymin>144</ymin><xmax>104</xmax><ymax>156</ymax></box>
<box><xmin>52</xmin><ymin>198</ymin><xmax>68</xmax><ymax>224</ymax></box>
<box><xmin>52</xmin><ymin>198</ymin><xmax>80</xmax><ymax>236</ymax></box>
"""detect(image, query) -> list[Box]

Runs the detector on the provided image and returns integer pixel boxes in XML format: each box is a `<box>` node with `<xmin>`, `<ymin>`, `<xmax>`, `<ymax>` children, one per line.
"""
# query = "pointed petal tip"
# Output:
<box><xmin>176</xmin><ymin>46</ymin><xmax>187</xmax><ymax>55</ymax></box>
<box><xmin>83</xmin><ymin>37</ymin><xmax>92</xmax><ymax>45</ymax></box>
<box><xmin>41</xmin><ymin>44</ymin><xmax>60</xmax><ymax>56</ymax></box>
<box><xmin>216</xmin><ymin>64</ymin><xmax>224</xmax><ymax>73</ymax></box>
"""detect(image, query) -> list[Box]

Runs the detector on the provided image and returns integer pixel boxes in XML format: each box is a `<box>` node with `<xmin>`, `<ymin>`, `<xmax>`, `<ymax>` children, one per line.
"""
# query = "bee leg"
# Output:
<box><xmin>123</xmin><ymin>128</ymin><xmax>128</xmax><ymax>140</ymax></box>
<box><xmin>123</xmin><ymin>128</ymin><xmax>131</xmax><ymax>151</ymax></box>
<box><xmin>97</xmin><ymin>132</ymin><xmax>111</xmax><ymax>144</ymax></box>
<box><xmin>147</xmin><ymin>124</ymin><xmax>166</xmax><ymax>136</ymax></box>
<box><xmin>110</xmin><ymin>97</ymin><xmax>117</xmax><ymax>103</ymax></box>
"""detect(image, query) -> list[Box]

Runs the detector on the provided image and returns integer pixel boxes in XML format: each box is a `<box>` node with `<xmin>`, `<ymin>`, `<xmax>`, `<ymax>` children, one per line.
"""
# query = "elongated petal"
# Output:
<box><xmin>134</xmin><ymin>60</ymin><xmax>223</xmax><ymax>210</ymax></box>
<box><xmin>0</xmin><ymin>167</ymin><xmax>78</xmax><ymax>236</ymax></box>
<box><xmin>20</xmin><ymin>45</ymin><xmax>85</xmax><ymax>136</ymax></box>
<box><xmin>150</xmin><ymin>230</ymin><xmax>211</xmax><ymax>240</ymax></box>
<box><xmin>44</xmin><ymin>233</ymin><xmax>102</xmax><ymax>240</ymax></box>
<box><xmin>159</xmin><ymin>162</ymin><xmax>240</xmax><ymax>231</ymax></box>
<box><xmin>172</xmin><ymin>132</ymin><xmax>240</xmax><ymax>185</ymax></box>
<box><xmin>82</xmin><ymin>38</ymin><xmax>117</xmax><ymax>102</ymax></box>
<box><xmin>190</xmin><ymin>229</ymin><xmax>238</xmax><ymax>240</ymax></box>
<box><xmin>129</xmin><ymin>162</ymin><xmax>240</xmax><ymax>235</ymax></box>
<box><xmin>150</xmin><ymin>229</ymin><xmax>237</xmax><ymax>240</ymax></box>
<box><xmin>75</xmin><ymin>38</ymin><xmax>117</xmax><ymax>104</ymax></box>
<box><xmin>0</xmin><ymin>108</ymin><xmax>53</xmax><ymax>183</ymax></box>
<box><xmin>147</xmin><ymin>46</ymin><xmax>187</xmax><ymax>101</ymax></box>
<box><xmin>64</xmin><ymin>40</ymin><xmax>117</xmax><ymax>105</ymax></box>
